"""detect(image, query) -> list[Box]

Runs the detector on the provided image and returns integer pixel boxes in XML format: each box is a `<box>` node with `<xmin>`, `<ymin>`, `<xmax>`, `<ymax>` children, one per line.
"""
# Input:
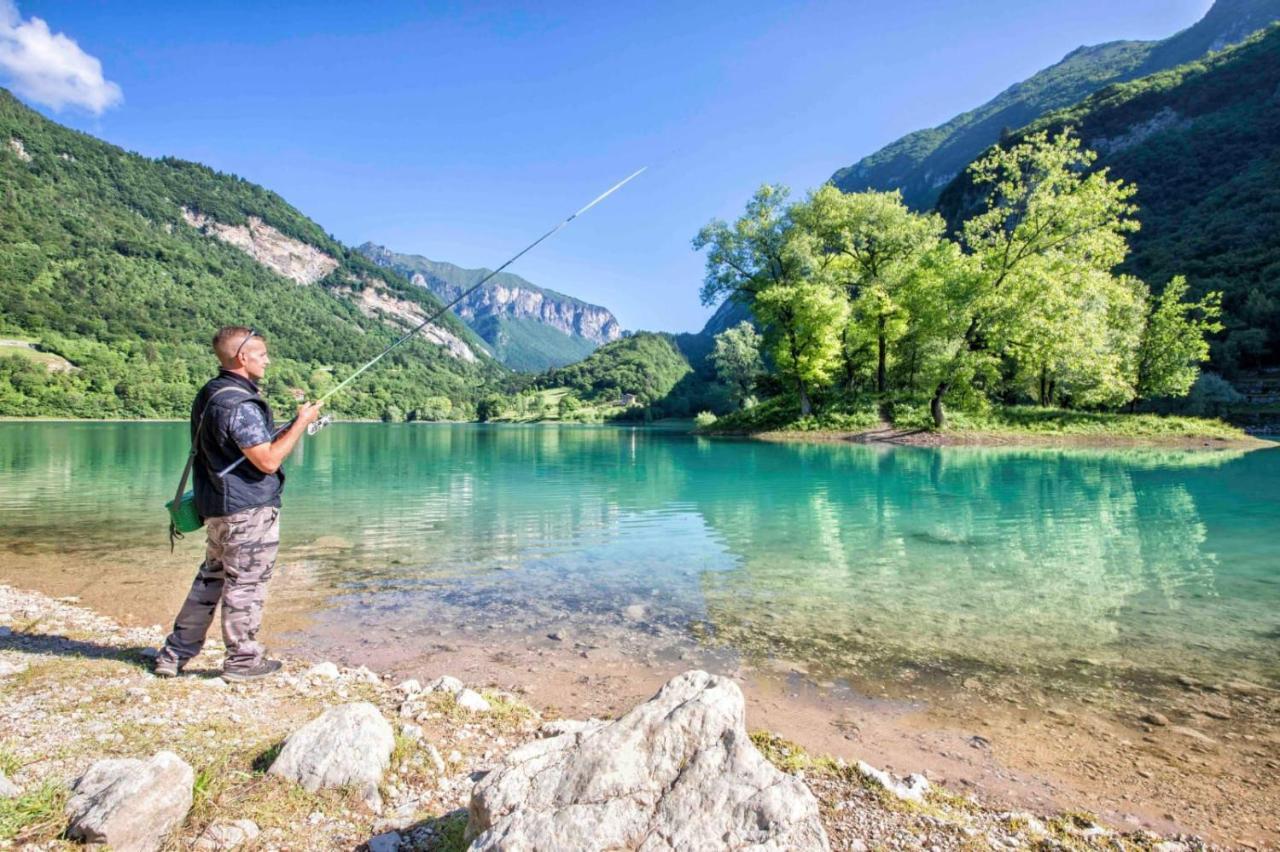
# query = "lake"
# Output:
<box><xmin>2</xmin><ymin>421</ymin><xmax>1277</xmax><ymax>702</ymax></box>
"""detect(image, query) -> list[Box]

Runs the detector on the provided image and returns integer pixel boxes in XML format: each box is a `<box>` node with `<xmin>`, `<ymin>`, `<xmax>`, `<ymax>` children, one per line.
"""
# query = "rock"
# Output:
<box><xmin>65</xmin><ymin>751</ymin><xmax>194</xmax><ymax>852</ymax></box>
<box><xmin>395</xmin><ymin>679</ymin><xmax>422</xmax><ymax>697</ymax></box>
<box><xmin>0</xmin><ymin>660</ymin><xmax>27</xmax><ymax>678</ymax></box>
<box><xmin>1223</xmin><ymin>679</ymin><xmax>1268</xmax><ymax>696</ymax></box>
<box><xmin>425</xmin><ymin>675</ymin><xmax>464</xmax><ymax>695</ymax></box>
<box><xmin>622</xmin><ymin>603</ymin><xmax>647</xmax><ymax>621</ymax></box>
<box><xmin>194</xmin><ymin>819</ymin><xmax>260</xmax><ymax>850</ymax></box>
<box><xmin>1140</xmin><ymin>711</ymin><xmax>1170</xmax><ymax>727</ymax></box>
<box><xmin>350</xmin><ymin>665</ymin><xmax>381</xmax><ymax>685</ymax></box>
<box><xmin>400</xmin><ymin>723</ymin><xmax>423</xmax><ymax>741</ymax></box>
<box><xmin>269</xmin><ymin>703</ymin><xmax>395</xmax><ymax>808</ymax></box>
<box><xmin>426</xmin><ymin>744</ymin><xmax>446</xmax><ymax>774</ymax></box>
<box><xmin>856</xmin><ymin>761</ymin><xmax>931</xmax><ymax>803</ymax></box>
<box><xmin>538</xmin><ymin>719</ymin><xmax>606</xmax><ymax>739</ymax></box>
<box><xmin>306</xmin><ymin>661</ymin><xmax>340</xmax><ymax>680</ymax></box>
<box><xmin>367</xmin><ymin>830</ymin><xmax>401</xmax><ymax>852</ymax></box>
<box><xmin>467</xmin><ymin>669</ymin><xmax>829</xmax><ymax>851</ymax></box>
<box><xmin>1169</xmin><ymin>726</ymin><xmax>1218</xmax><ymax>746</ymax></box>
<box><xmin>456</xmin><ymin>689</ymin><xmax>492</xmax><ymax>713</ymax></box>
<box><xmin>0</xmin><ymin>771</ymin><xmax>19</xmax><ymax>798</ymax></box>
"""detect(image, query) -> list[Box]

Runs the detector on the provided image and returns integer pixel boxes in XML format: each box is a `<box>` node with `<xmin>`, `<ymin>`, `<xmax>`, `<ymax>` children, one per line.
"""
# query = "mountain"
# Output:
<box><xmin>0</xmin><ymin>89</ymin><xmax>504</xmax><ymax>420</ymax></box>
<box><xmin>359</xmin><ymin>243</ymin><xmax>623</xmax><ymax>373</ymax></box>
<box><xmin>936</xmin><ymin>24</ymin><xmax>1280</xmax><ymax>374</ymax></box>
<box><xmin>830</xmin><ymin>0</ymin><xmax>1280</xmax><ymax>210</ymax></box>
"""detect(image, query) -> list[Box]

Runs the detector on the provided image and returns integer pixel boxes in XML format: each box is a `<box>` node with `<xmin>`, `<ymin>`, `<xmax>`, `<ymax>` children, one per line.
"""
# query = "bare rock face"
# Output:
<box><xmin>466</xmin><ymin>670</ymin><xmax>830</xmax><ymax>851</ymax></box>
<box><xmin>65</xmin><ymin>751</ymin><xmax>194</xmax><ymax>852</ymax></box>
<box><xmin>182</xmin><ymin>208</ymin><xmax>339</xmax><ymax>285</ymax></box>
<box><xmin>269</xmin><ymin>702</ymin><xmax>395</xmax><ymax>808</ymax></box>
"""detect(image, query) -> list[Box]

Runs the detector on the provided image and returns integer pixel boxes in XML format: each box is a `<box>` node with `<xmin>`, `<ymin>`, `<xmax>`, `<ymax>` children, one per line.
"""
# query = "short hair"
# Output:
<box><xmin>212</xmin><ymin>326</ymin><xmax>265</xmax><ymax>364</ymax></box>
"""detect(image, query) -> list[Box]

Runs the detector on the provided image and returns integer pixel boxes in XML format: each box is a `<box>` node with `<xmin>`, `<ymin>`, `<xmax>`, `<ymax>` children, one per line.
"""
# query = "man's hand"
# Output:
<box><xmin>296</xmin><ymin>401</ymin><xmax>324</xmax><ymax>428</ymax></box>
<box><xmin>242</xmin><ymin>400</ymin><xmax>325</xmax><ymax>475</ymax></box>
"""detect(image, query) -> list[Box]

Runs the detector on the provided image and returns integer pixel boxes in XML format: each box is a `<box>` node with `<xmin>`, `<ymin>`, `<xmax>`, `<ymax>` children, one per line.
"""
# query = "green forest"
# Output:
<box><xmin>695</xmin><ymin>131</ymin><xmax>1223</xmax><ymax>432</ymax></box>
<box><xmin>939</xmin><ymin>24</ymin><xmax>1280</xmax><ymax>377</ymax></box>
<box><xmin>0</xmin><ymin>89</ymin><xmax>502</xmax><ymax>420</ymax></box>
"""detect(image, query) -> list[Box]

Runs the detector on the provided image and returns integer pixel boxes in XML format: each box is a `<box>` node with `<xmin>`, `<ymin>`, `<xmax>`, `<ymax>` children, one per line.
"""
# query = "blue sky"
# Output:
<box><xmin>4</xmin><ymin>0</ymin><xmax>1211</xmax><ymax>333</ymax></box>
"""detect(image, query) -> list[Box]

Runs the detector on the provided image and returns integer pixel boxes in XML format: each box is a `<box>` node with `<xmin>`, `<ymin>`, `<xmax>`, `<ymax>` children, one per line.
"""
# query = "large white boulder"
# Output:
<box><xmin>65</xmin><ymin>751</ymin><xmax>193</xmax><ymax>852</ymax></box>
<box><xmin>467</xmin><ymin>670</ymin><xmax>830</xmax><ymax>851</ymax></box>
<box><xmin>269</xmin><ymin>702</ymin><xmax>395</xmax><ymax>808</ymax></box>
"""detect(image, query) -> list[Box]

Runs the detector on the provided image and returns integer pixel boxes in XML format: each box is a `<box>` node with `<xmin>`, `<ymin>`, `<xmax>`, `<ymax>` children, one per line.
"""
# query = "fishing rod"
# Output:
<box><xmin>216</xmin><ymin>166</ymin><xmax>646</xmax><ymax>477</ymax></box>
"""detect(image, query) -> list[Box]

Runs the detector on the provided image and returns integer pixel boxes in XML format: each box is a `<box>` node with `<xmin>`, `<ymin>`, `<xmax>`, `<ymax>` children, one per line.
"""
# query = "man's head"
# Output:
<box><xmin>213</xmin><ymin>326</ymin><xmax>270</xmax><ymax>381</ymax></box>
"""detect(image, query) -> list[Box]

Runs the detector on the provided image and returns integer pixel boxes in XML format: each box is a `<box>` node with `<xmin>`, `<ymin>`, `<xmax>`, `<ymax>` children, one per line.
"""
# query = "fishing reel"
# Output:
<box><xmin>306</xmin><ymin>414</ymin><xmax>333</xmax><ymax>436</ymax></box>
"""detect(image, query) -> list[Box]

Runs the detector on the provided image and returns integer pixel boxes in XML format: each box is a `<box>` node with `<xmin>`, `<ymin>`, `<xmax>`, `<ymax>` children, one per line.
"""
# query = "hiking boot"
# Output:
<box><xmin>153</xmin><ymin>657</ymin><xmax>184</xmax><ymax>678</ymax></box>
<box><xmin>221</xmin><ymin>659</ymin><xmax>283</xmax><ymax>683</ymax></box>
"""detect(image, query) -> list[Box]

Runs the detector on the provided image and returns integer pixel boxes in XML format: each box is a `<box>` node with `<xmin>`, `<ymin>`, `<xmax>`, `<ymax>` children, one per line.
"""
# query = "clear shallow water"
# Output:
<box><xmin>1</xmin><ymin>422</ymin><xmax>1278</xmax><ymax>694</ymax></box>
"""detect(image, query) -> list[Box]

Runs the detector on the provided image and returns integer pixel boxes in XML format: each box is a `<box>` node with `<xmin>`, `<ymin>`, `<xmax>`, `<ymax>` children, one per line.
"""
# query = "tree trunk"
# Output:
<box><xmin>1038</xmin><ymin>366</ymin><xmax>1047</xmax><ymax>407</ymax></box>
<box><xmin>877</xmin><ymin>315</ymin><xmax>887</xmax><ymax>395</ymax></box>
<box><xmin>1047</xmin><ymin>379</ymin><xmax>1056</xmax><ymax>407</ymax></box>
<box><xmin>930</xmin><ymin>382</ymin><xmax>949</xmax><ymax>429</ymax></box>
<box><xmin>799</xmin><ymin>383</ymin><xmax>812</xmax><ymax>416</ymax></box>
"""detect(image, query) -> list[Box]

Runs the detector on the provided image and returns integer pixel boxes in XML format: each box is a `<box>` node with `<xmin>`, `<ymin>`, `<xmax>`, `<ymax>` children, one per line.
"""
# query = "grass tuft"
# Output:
<box><xmin>0</xmin><ymin>778</ymin><xmax>69</xmax><ymax>843</ymax></box>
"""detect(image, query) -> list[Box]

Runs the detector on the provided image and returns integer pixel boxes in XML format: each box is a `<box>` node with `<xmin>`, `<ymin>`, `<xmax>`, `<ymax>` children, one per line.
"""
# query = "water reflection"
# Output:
<box><xmin>0</xmin><ymin>423</ymin><xmax>1276</xmax><ymax>690</ymax></box>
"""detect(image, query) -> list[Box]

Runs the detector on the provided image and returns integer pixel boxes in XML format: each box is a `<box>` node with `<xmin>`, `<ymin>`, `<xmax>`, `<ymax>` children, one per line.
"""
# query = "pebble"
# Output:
<box><xmin>1140</xmin><ymin>711</ymin><xmax>1170</xmax><ymax>727</ymax></box>
<box><xmin>306</xmin><ymin>662</ymin><xmax>340</xmax><ymax>681</ymax></box>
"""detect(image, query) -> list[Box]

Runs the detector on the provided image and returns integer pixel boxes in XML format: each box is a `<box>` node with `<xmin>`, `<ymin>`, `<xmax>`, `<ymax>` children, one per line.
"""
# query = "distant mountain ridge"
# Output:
<box><xmin>830</xmin><ymin>0</ymin><xmax>1280</xmax><ymax>210</ymax></box>
<box><xmin>359</xmin><ymin>242</ymin><xmax>623</xmax><ymax>372</ymax></box>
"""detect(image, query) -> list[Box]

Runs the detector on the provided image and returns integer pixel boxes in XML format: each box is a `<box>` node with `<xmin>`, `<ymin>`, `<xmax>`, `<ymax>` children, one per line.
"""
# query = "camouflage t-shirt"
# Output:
<box><xmin>229</xmin><ymin>401</ymin><xmax>273</xmax><ymax>449</ymax></box>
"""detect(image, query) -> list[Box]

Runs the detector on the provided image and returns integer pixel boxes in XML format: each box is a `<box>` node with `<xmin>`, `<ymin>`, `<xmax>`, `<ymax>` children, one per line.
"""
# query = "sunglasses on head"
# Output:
<box><xmin>233</xmin><ymin>327</ymin><xmax>257</xmax><ymax>359</ymax></box>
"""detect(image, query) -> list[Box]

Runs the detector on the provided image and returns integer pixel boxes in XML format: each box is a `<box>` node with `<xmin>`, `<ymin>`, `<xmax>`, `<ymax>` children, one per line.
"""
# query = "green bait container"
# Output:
<box><xmin>166</xmin><ymin>490</ymin><xmax>203</xmax><ymax>534</ymax></box>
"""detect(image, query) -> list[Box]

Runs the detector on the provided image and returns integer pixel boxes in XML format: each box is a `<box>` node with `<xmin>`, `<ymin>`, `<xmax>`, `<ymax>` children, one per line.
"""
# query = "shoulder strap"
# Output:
<box><xmin>169</xmin><ymin>386</ymin><xmax>251</xmax><ymax>549</ymax></box>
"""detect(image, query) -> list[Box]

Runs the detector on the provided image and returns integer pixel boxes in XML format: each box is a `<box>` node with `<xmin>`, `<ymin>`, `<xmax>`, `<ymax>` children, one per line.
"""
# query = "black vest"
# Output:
<box><xmin>191</xmin><ymin>371</ymin><xmax>285</xmax><ymax>519</ymax></box>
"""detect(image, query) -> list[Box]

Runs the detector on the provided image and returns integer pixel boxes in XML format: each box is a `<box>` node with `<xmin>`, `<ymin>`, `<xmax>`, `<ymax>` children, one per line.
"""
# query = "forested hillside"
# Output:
<box><xmin>0</xmin><ymin>89</ymin><xmax>504</xmax><ymax>420</ymax></box>
<box><xmin>937</xmin><ymin>25</ymin><xmax>1280</xmax><ymax>374</ymax></box>
<box><xmin>830</xmin><ymin>0</ymin><xmax>1280</xmax><ymax>210</ymax></box>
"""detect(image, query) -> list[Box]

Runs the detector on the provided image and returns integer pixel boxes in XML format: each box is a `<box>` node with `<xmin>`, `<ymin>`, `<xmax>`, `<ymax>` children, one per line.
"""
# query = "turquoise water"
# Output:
<box><xmin>1</xmin><ymin>422</ymin><xmax>1278</xmax><ymax>695</ymax></box>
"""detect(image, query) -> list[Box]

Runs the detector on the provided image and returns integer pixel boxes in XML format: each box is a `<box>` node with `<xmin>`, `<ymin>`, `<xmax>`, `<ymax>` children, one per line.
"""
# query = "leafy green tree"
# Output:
<box><xmin>1134</xmin><ymin>275</ymin><xmax>1222</xmax><ymax>404</ymax></box>
<box><xmin>711</xmin><ymin>322</ymin><xmax>763</xmax><ymax>409</ymax></box>
<box><xmin>753</xmin><ymin>281</ymin><xmax>849</xmax><ymax>415</ymax></box>
<box><xmin>929</xmin><ymin>129</ymin><xmax>1140</xmax><ymax>426</ymax></box>
<box><xmin>694</xmin><ymin>185</ymin><xmax>803</xmax><ymax>309</ymax></box>
<box><xmin>790</xmin><ymin>187</ymin><xmax>945</xmax><ymax>393</ymax></box>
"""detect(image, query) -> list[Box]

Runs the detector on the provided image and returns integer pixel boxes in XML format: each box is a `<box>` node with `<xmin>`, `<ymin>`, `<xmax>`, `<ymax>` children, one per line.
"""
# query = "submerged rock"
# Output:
<box><xmin>269</xmin><ymin>702</ymin><xmax>395</xmax><ymax>809</ymax></box>
<box><xmin>467</xmin><ymin>669</ymin><xmax>829</xmax><ymax>850</ymax></box>
<box><xmin>65</xmin><ymin>751</ymin><xmax>193</xmax><ymax>852</ymax></box>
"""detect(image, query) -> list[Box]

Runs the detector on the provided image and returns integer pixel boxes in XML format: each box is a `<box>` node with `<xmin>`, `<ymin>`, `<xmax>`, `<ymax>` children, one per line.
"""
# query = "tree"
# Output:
<box><xmin>790</xmin><ymin>187</ymin><xmax>945</xmax><ymax>393</ymax></box>
<box><xmin>711</xmin><ymin>322</ymin><xmax>763</xmax><ymax>409</ymax></box>
<box><xmin>476</xmin><ymin>396</ymin><xmax>502</xmax><ymax>422</ymax></box>
<box><xmin>1134</xmin><ymin>276</ymin><xmax>1222</xmax><ymax>404</ymax></box>
<box><xmin>931</xmin><ymin>129</ymin><xmax>1140</xmax><ymax>427</ymax></box>
<box><xmin>753</xmin><ymin>282</ymin><xmax>849</xmax><ymax>415</ymax></box>
<box><xmin>694</xmin><ymin>185</ymin><xmax>803</xmax><ymax>309</ymax></box>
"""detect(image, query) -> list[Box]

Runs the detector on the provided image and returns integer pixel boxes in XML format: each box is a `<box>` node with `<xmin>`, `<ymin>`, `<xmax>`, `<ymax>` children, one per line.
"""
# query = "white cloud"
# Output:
<box><xmin>0</xmin><ymin>0</ymin><xmax>122</xmax><ymax>114</ymax></box>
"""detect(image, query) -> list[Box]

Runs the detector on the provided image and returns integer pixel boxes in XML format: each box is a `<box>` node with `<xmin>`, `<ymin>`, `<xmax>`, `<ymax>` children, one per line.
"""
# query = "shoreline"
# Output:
<box><xmin>0</xmin><ymin>582</ymin><xmax>1232</xmax><ymax>850</ymax></box>
<box><xmin>705</xmin><ymin>424</ymin><xmax>1273</xmax><ymax>452</ymax></box>
<box><xmin>1</xmin><ymin>546</ymin><xmax>1276</xmax><ymax>847</ymax></box>
<box><xmin>3</xmin><ymin>415</ymin><xmax>1273</xmax><ymax>452</ymax></box>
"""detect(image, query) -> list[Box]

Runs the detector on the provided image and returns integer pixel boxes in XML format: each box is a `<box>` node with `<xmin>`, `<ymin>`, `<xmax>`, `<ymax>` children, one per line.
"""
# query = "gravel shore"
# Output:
<box><xmin>0</xmin><ymin>583</ymin><xmax>1218</xmax><ymax>850</ymax></box>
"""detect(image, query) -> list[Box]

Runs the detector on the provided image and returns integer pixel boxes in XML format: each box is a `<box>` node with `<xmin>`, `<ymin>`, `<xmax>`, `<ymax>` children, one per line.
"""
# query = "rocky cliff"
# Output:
<box><xmin>359</xmin><ymin>243</ymin><xmax>623</xmax><ymax>372</ymax></box>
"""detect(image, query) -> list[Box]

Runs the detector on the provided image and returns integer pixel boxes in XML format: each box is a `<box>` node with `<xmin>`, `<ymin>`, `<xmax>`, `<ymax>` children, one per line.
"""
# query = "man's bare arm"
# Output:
<box><xmin>241</xmin><ymin>402</ymin><xmax>322</xmax><ymax>474</ymax></box>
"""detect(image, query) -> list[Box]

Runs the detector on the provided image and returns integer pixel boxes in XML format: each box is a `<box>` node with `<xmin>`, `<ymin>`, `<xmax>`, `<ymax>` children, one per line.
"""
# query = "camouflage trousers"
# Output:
<box><xmin>158</xmin><ymin>505</ymin><xmax>279</xmax><ymax>674</ymax></box>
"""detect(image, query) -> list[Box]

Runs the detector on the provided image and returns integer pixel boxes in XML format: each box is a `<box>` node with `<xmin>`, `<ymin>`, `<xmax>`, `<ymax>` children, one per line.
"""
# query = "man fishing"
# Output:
<box><xmin>154</xmin><ymin>326</ymin><xmax>321</xmax><ymax>682</ymax></box>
